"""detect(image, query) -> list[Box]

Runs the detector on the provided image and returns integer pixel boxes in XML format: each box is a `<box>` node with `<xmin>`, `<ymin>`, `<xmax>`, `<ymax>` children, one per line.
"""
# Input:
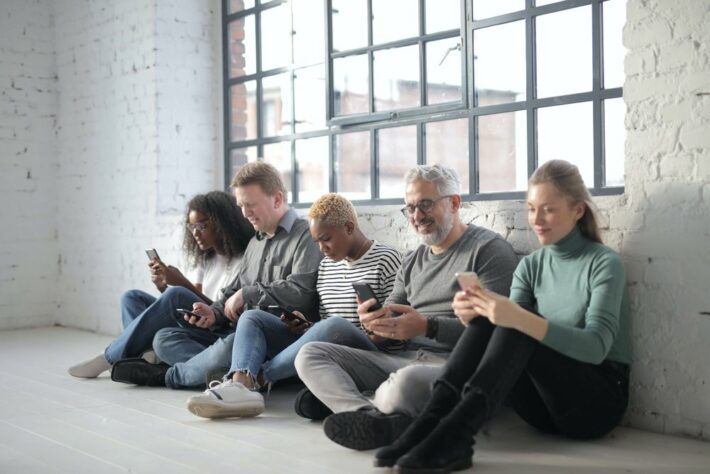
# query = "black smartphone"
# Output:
<box><xmin>177</xmin><ymin>308</ymin><xmax>203</xmax><ymax>319</ymax></box>
<box><xmin>352</xmin><ymin>282</ymin><xmax>382</xmax><ymax>311</ymax></box>
<box><xmin>145</xmin><ymin>248</ymin><xmax>161</xmax><ymax>261</ymax></box>
<box><xmin>267</xmin><ymin>305</ymin><xmax>307</xmax><ymax>324</ymax></box>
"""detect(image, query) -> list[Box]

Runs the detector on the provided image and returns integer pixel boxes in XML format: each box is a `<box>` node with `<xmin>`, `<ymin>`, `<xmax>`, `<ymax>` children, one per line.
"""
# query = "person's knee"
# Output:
<box><xmin>313</xmin><ymin>316</ymin><xmax>354</xmax><ymax>339</ymax></box>
<box><xmin>162</xmin><ymin>286</ymin><xmax>195</xmax><ymax>301</ymax></box>
<box><xmin>294</xmin><ymin>342</ymin><xmax>331</xmax><ymax>378</ymax></box>
<box><xmin>152</xmin><ymin>327</ymin><xmax>181</xmax><ymax>361</ymax></box>
<box><xmin>237</xmin><ymin>309</ymin><xmax>267</xmax><ymax>328</ymax></box>
<box><xmin>120</xmin><ymin>289</ymin><xmax>144</xmax><ymax>306</ymax></box>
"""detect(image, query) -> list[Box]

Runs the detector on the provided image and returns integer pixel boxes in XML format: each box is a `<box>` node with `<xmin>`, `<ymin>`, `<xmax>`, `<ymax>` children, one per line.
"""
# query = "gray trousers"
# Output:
<box><xmin>294</xmin><ymin>341</ymin><xmax>447</xmax><ymax>417</ymax></box>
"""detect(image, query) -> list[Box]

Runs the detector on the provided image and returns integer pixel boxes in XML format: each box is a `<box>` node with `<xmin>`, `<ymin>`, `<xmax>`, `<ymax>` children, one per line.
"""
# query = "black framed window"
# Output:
<box><xmin>223</xmin><ymin>0</ymin><xmax>626</xmax><ymax>205</ymax></box>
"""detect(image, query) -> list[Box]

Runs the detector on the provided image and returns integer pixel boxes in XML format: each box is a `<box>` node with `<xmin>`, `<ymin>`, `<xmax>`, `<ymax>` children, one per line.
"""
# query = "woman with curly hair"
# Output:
<box><xmin>68</xmin><ymin>191</ymin><xmax>254</xmax><ymax>379</ymax></box>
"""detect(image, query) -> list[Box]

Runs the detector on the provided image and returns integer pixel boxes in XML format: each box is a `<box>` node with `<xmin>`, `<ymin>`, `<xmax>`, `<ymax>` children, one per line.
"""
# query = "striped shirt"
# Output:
<box><xmin>316</xmin><ymin>241</ymin><xmax>402</xmax><ymax>326</ymax></box>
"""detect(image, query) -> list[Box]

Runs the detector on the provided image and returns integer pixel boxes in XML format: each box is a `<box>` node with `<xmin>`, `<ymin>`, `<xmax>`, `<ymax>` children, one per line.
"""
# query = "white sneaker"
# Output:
<box><xmin>68</xmin><ymin>354</ymin><xmax>111</xmax><ymax>378</ymax></box>
<box><xmin>186</xmin><ymin>380</ymin><xmax>265</xmax><ymax>419</ymax></box>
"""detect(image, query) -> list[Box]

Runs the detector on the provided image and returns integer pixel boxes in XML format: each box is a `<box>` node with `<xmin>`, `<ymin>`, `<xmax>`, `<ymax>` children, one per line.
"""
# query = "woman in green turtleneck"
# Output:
<box><xmin>374</xmin><ymin>160</ymin><xmax>630</xmax><ymax>474</ymax></box>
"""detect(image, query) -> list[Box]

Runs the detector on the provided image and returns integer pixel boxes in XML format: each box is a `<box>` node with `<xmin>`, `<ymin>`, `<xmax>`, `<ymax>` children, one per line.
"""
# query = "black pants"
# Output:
<box><xmin>439</xmin><ymin>315</ymin><xmax>629</xmax><ymax>440</ymax></box>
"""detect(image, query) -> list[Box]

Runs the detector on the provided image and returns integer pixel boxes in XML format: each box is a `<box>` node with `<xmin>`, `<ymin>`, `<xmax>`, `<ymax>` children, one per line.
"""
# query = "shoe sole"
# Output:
<box><xmin>323</xmin><ymin>411</ymin><xmax>411</xmax><ymax>451</ymax></box>
<box><xmin>394</xmin><ymin>457</ymin><xmax>473</xmax><ymax>474</ymax></box>
<box><xmin>186</xmin><ymin>398</ymin><xmax>265</xmax><ymax>419</ymax></box>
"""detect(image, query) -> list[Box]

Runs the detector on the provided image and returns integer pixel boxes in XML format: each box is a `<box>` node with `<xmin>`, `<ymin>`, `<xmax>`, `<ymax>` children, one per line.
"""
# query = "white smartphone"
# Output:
<box><xmin>455</xmin><ymin>271</ymin><xmax>481</xmax><ymax>290</ymax></box>
<box><xmin>145</xmin><ymin>248</ymin><xmax>161</xmax><ymax>261</ymax></box>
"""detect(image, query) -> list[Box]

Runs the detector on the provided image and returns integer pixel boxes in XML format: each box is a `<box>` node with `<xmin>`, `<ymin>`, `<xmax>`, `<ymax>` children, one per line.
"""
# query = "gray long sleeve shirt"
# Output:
<box><xmin>385</xmin><ymin>224</ymin><xmax>519</xmax><ymax>353</ymax></box>
<box><xmin>211</xmin><ymin>208</ymin><xmax>323</xmax><ymax>329</ymax></box>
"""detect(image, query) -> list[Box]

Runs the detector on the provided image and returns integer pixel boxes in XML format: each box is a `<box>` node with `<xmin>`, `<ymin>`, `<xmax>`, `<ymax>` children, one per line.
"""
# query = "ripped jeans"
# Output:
<box><xmin>229</xmin><ymin>310</ymin><xmax>378</xmax><ymax>385</ymax></box>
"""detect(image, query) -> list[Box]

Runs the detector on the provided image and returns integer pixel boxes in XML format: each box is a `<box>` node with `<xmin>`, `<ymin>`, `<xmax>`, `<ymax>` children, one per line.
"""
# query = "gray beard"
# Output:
<box><xmin>420</xmin><ymin>209</ymin><xmax>454</xmax><ymax>246</ymax></box>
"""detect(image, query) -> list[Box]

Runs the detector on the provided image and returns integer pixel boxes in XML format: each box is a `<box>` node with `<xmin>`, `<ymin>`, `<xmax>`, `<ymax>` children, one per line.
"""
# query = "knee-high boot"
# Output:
<box><xmin>374</xmin><ymin>379</ymin><xmax>460</xmax><ymax>467</ymax></box>
<box><xmin>393</xmin><ymin>387</ymin><xmax>491</xmax><ymax>474</ymax></box>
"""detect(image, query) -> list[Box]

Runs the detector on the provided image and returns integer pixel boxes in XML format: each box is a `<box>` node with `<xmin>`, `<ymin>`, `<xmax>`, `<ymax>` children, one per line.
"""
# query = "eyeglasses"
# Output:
<box><xmin>400</xmin><ymin>195</ymin><xmax>453</xmax><ymax>218</ymax></box>
<box><xmin>187</xmin><ymin>220</ymin><xmax>209</xmax><ymax>233</ymax></box>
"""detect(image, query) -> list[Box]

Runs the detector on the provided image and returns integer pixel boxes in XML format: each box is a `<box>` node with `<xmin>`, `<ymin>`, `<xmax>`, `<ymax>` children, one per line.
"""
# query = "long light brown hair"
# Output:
<box><xmin>529</xmin><ymin>160</ymin><xmax>603</xmax><ymax>244</ymax></box>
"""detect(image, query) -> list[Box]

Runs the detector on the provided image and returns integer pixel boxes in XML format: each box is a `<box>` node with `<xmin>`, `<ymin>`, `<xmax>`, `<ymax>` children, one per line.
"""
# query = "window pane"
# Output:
<box><xmin>333</xmin><ymin>54</ymin><xmax>369</xmax><ymax>115</ymax></box>
<box><xmin>332</xmin><ymin>0</ymin><xmax>368</xmax><ymax>51</ymax></box>
<box><xmin>228</xmin><ymin>16</ymin><xmax>256</xmax><ymax>78</ymax></box>
<box><xmin>295</xmin><ymin>65</ymin><xmax>326</xmax><ymax>133</ymax></box>
<box><xmin>296</xmin><ymin>136</ymin><xmax>330</xmax><ymax>202</ymax></box>
<box><xmin>378</xmin><ymin>126</ymin><xmax>417</xmax><ymax>198</ymax></box>
<box><xmin>263</xmin><ymin>142</ymin><xmax>293</xmax><ymax>201</ymax></box>
<box><xmin>536</xmin><ymin>6</ymin><xmax>592</xmax><ymax>98</ymax></box>
<box><xmin>537</xmin><ymin>102</ymin><xmax>594</xmax><ymax>186</ymax></box>
<box><xmin>262</xmin><ymin>73</ymin><xmax>292</xmax><ymax>137</ymax></box>
<box><xmin>425</xmin><ymin>119</ymin><xmax>469</xmax><ymax>194</ymax></box>
<box><xmin>335</xmin><ymin>132</ymin><xmax>371</xmax><ymax>200</ymax></box>
<box><xmin>604</xmin><ymin>98</ymin><xmax>625</xmax><ymax>186</ymax></box>
<box><xmin>262</xmin><ymin>4</ymin><xmax>291</xmax><ymax>71</ymax></box>
<box><xmin>229</xmin><ymin>0</ymin><xmax>255</xmax><ymax>14</ymax></box>
<box><xmin>426</xmin><ymin>0</ymin><xmax>460</xmax><ymax>34</ymax></box>
<box><xmin>478</xmin><ymin>111</ymin><xmax>527</xmax><ymax>193</ymax></box>
<box><xmin>293</xmin><ymin>0</ymin><xmax>325</xmax><ymax>66</ymax></box>
<box><xmin>426</xmin><ymin>38</ymin><xmax>462</xmax><ymax>105</ymax></box>
<box><xmin>474</xmin><ymin>20</ymin><xmax>526</xmax><ymax>106</ymax></box>
<box><xmin>230</xmin><ymin>81</ymin><xmax>257</xmax><ymax>141</ymax></box>
<box><xmin>472</xmin><ymin>0</ymin><xmax>525</xmax><ymax>20</ymax></box>
<box><xmin>229</xmin><ymin>147</ymin><xmax>257</xmax><ymax>180</ymax></box>
<box><xmin>374</xmin><ymin>45</ymin><xmax>420</xmax><ymax>111</ymax></box>
<box><xmin>373</xmin><ymin>0</ymin><xmax>418</xmax><ymax>45</ymax></box>
<box><xmin>603</xmin><ymin>0</ymin><xmax>626</xmax><ymax>89</ymax></box>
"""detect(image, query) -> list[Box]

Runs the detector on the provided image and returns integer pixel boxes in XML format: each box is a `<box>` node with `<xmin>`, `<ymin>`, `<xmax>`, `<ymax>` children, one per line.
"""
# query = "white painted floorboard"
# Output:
<box><xmin>0</xmin><ymin>327</ymin><xmax>708</xmax><ymax>473</ymax></box>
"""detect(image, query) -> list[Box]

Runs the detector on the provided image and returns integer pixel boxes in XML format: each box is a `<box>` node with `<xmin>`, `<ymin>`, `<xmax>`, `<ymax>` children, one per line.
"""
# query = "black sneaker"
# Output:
<box><xmin>294</xmin><ymin>387</ymin><xmax>332</xmax><ymax>421</ymax></box>
<box><xmin>323</xmin><ymin>407</ymin><xmax>412</xmax><ymax>450</ymax></box>
<box><xmin>111</xmin><ymin>358</ymin><xmax>169</xmax><ymax>386</ymax></box>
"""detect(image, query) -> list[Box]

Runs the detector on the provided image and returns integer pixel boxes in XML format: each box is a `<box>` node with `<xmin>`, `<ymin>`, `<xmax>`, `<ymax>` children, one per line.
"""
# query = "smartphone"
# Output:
<box><xmin>145</xmin><ymin>248</ymin><xmax>161</xmax><ymax>261</ymax></box>
<box><xmin>455</xmin><ymin>271</ymin><xmax>481</xmax><ymax>290</ymax></box>
<box><xmin>352</xmin><ymin>282</ymin><xmax>383</xmax><ymax>311</ymax></box>
<box><xmin>267</xmin><ymin>305</ymin><xmax>308</xmax><ymax>324</ymax></box>
<box><xmin>177</xmin><ymin>308</ymin><xmax>203</xmax><ymax>319</ymax></box>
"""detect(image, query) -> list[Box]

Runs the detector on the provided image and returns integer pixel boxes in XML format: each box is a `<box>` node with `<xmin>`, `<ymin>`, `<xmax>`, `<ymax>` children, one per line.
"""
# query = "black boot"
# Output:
<box><xmin>393</xmin><ymin>389</ymin><xmax>489</xmax><ymax>474</ymax></box>
<box><xmin>323</xmin><ymin>406</ymin><xmax>412</xmax><ymax>450</ymax></box>
<box><xmin>374</xmin><ymin>380</ymin><xmax>459</xmax><ymax>467</ymax></box>
<box><xmin>111</xmin><ymin>358</ymin><xmax>169</xmax><ymax>386</ymax></box>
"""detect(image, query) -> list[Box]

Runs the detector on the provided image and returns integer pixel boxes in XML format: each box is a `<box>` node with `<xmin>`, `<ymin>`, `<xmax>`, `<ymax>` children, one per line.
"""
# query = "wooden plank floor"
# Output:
<box><xmin>0</xmin><ymin>327</ymin><xmax>708</xmax><ymax>473</ymax></box>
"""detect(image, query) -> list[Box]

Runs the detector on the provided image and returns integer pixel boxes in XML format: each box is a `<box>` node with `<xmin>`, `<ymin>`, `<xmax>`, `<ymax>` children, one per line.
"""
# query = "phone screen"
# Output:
<box><xmin>145</xmin><ymin>248</ymin><xmax>160</xmax><ymax>261</ymax></box>
<box><xmin>455</xmin><ymin>271</ymin><xmax>481</xmax><ymax>290</ymax></box>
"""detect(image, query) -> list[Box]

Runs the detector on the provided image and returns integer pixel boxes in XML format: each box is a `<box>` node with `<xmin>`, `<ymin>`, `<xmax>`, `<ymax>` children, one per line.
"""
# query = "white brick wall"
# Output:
<box><xmin>52</xmin><ymin>0</ymin><xmax>222</xmax><ymax>335</ymax></box>
<box><xmin>0</xmin><ymin>0</ymin><xmax>707</xmax><ymax>441</ymax></box>
<box><xmin>0</xmin><ymin>0</ymin><xmax>58</xmax><ymax>329</ymax></box>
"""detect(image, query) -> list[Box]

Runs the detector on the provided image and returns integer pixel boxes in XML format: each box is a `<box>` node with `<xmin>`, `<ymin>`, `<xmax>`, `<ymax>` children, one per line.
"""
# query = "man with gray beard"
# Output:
<box><xmin>294</xmin><ymin>164</ymin><xmax>519</xmax><ymax>451</ymax></box>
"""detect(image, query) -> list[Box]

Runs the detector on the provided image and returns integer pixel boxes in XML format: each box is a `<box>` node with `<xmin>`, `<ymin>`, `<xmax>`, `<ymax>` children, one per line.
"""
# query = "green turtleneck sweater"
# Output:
<box><xmin>509</xmin><ymin>226</ymin><xmax>630</xmax><ymax>365</ymax></box>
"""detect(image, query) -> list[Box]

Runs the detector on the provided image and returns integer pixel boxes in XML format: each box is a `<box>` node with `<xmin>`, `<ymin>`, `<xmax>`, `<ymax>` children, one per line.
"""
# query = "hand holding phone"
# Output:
<box><xmin>267</xmin><ymin>305</ymin><xmax>308</xmax><ymax>324</ymax></box>
<box><xmin>352</xmin><ymin>282</ymin><xmax>382</xmax><ymax>311</ymax></box>
<box><xmin>455</xmin><ymin>271</ymin><xmax>481</xmax><ymax>291</ymax></box>
<box><xmin>177</xmin><ymin>308</ymin><xmax>203</xmax><ymax>319</ymax></box>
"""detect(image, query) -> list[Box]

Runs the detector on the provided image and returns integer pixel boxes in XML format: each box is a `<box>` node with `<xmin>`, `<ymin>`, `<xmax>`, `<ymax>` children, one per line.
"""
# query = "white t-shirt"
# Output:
<box><xmin>192</xmin><ymin>253</ymin><xmax>242</xmax><ymax>301</ymax></box>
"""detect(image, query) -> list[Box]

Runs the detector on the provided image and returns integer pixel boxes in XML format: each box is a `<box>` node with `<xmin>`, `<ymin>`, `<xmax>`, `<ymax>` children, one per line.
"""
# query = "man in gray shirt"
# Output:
<box><xmin>111</xmin><ymin>162</ymin><xmax>322</xmax><ymax>389</ymax></box>
<box><xmin>294</xmin><ymin>164</ymin><xmax>518</xmax><ymax>450</ymax></box>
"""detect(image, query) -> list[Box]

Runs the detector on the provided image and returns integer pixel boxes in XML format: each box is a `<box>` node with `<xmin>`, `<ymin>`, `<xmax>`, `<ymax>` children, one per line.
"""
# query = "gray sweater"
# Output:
<box><xmin>385</xmin><ymin>224</ymin><xmax>519</xmax><ymax>353</ymax></box>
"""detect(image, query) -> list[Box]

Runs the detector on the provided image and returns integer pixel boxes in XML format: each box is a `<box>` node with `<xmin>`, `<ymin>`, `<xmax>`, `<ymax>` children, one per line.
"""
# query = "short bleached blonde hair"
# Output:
<box><xmin>308</xmin><ymin>193</ymin><xmax>359</xmax><ymax>228</ymax></box>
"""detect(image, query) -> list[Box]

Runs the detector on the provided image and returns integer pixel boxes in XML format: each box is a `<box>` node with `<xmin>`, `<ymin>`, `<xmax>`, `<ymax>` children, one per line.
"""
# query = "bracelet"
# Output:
<box><xmin>425</xmin><ymin>316</ymin><xmax>439</xmax><ymax>339</ymax></box>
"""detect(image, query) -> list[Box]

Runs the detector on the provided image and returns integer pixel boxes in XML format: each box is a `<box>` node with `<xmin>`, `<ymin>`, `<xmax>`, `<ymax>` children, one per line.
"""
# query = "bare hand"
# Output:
<box><xmin>469</xmin><ymin>287</ymin><xmax>522</xmax><ymax>329</ymax></box>
<box><xmin>356</xmin><ymin>297</ymin><xmax>388</xmax><ymax>332</ymax></box>
<box><xmin>148</xmin><ymin>261</ymin><xmax>167</xmax><ymax>292</ymax></box>
<box><xmin>368</xmin><ymin>304</ymin><xmax>427</xmax><ymax>340</ymax></box>
<box><xmin>150</xmin><ymin>260</ymin><xmax>188</xmax><ymax>287</ymax></box>
<box><xmin>189</xmin><ymin>302</ymin><xmax>216</xmax><ymax>328</ymax></box>
<box><xmin>224</xmin><ymin>290</ymin><xmax>244</xmax><ymax>322</ymax></box>
<box><xmin>451</xmin><ymin>290</ymin><xmax>481</xmax><ymax>326</ymax></box>
<box><xmin>281</xmin><ymin>310</ymin><xmax>311</xmax><ymax>336</ymax></box>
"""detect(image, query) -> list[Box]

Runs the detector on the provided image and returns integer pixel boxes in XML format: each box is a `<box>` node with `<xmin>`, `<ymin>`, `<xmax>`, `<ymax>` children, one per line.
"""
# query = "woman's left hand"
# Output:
<box><xmin>281</xmin><ymin>310</ymin><xmax>311</xmax><ymax>336</ymax></box>
<box><xmin>469</xmin><ymin>287</ymin><xmax>523</xmax><ymax>329</ymax></box>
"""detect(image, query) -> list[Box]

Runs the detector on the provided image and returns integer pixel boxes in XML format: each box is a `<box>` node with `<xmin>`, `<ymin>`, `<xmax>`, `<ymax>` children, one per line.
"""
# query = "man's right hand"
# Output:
<box><xmin>357</xmin><ymin>298</ymin><xmax>387</xmax><ymax>332</ymax></box>
<box><xmin>190</xmin><ymin>303</ymin><xmax>216</xmax><ymax>328</ymax></box>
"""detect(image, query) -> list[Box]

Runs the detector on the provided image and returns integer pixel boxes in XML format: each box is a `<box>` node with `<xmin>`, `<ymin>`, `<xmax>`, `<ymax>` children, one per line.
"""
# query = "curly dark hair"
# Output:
<box><xmin>183</xmin><ymin>191</ymin><xmax>255</xmax><ymax>267</ymax></box>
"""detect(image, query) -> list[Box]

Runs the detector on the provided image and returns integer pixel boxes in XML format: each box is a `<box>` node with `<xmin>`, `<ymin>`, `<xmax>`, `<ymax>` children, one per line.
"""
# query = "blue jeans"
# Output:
<box><xmin>104</xmin><ymin>286</ymin><xmax>202</xmax><ymax>364</ymax></box>
<box><xmin>155</xmin><ymin>325</ymin><xmax>234</xmax><ymax>389</ymax></box>
<box><xmin>231</xmin><ymin>310</ymin><xmax>378</xmax><ymax>385</ymax></box>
